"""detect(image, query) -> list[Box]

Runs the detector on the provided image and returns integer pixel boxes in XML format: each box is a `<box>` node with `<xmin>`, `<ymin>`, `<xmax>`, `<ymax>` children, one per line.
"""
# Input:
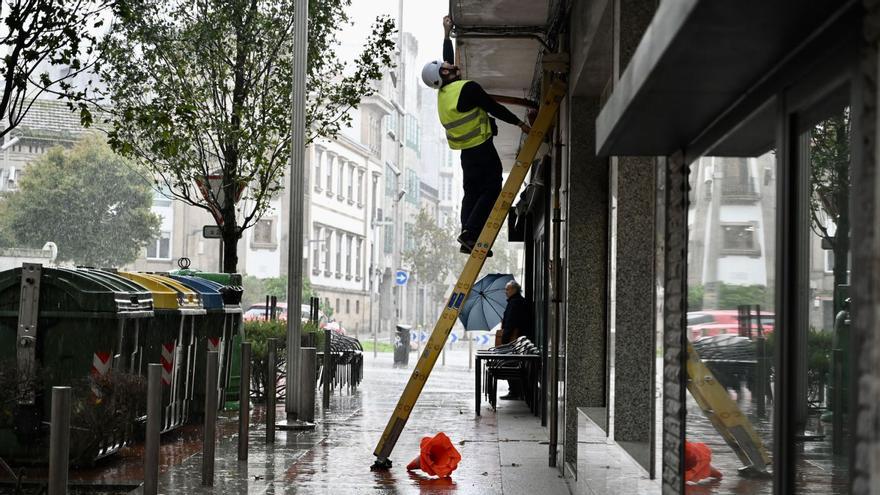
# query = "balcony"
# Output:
<box><xmin>720</xmin><ymin>179</ymin><xmax>760</xmax><ymax>203</ymax></box>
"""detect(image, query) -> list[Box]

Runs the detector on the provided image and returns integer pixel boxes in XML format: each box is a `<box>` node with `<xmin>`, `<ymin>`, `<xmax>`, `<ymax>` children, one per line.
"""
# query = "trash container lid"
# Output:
<box><xmin>117</xmin><ymin>272</ymin><xmax>206</xmax><ymax>314</ymax></box>
<box><xmin>167</xmin><ymin>275</ymin><xmax>241</xmax><ymax>313</ymax></box>
<box><xmin>168</xmin><ymin>269</ymin><xmax>242</xmax><ymax>287</ymax></box>
<box><xmin>0</xmin><ymin>266</ymin><xmax>154</xmax><ymax>317</ymax></box>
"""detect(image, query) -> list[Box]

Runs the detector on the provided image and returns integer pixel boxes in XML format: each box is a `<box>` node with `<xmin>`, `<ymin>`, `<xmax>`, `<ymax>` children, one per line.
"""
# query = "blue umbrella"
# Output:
<box><xmin>458</xmin><ymin>273</ymin><xmax>516</xmax><ymax>331</ymax></box>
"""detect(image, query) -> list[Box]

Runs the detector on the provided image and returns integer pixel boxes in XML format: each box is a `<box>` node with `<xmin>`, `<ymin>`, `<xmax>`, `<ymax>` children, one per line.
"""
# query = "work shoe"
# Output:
<box><xmin>459</xmin><ymin>242</ymin><xmax>493</xmax><ymax>257</ymax></box>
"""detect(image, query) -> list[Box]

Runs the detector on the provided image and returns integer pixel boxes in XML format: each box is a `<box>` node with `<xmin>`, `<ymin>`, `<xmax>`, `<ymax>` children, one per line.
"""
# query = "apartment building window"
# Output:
<box><xmin>721</xmin><ymin>157</ymin><xmax>758</xmax><ymax>199</ymax></box>
<box><xmin>357</xmin><ymin>170</ymin><xmax>365</xmax><ymax>205</ymax></box>
<box><xmin>720</xmin><ymin>223</ymin><xmax>761</xmax><ymax>256</ymax></box>
<box><xmin>348</xmin><ymin>164</ymin><xmax>355</xmax><ymax>201</ymax></box>
<box><xmin>345</xmin><ymin>235</ymin><xmax>353</xmax><ymax>277</ymax></box>
<box><xmin>369</xmin><ymin>116</ymin><xmax>381</xmax><ymax>156</ymax></box>
<box><xmin>312</xmin><ymin>225</ymin><xmax>322</xmax><ymax>272</ymax></box>
<box><xmin>356</xmin><ymin>300</ymin><xmax>360</xmax><ymax>314</ymax></box>
<box><xmin>337</xmin><ymin>157</ymin><xmax>345</xmax><ymax>197</ymax></box>
<box><xmin>314</xmin><ymin>147</ymin><xmax>323</xmax><ymax>190</ymax></box>
<box><xmin>385</xmin><ymin>164</ymin><xmax>397</xmax><ymax>196</ymax></box>
<box><xmin>336</xmin><ymin>298</ymin><xmax>340</xmax><ymax>313</ymax></box>
<box><xmin>335</xmin><ymin>232</ymin><xmax>342</xmax><ymax>276</ymax></box>
<box><xmin>405</xmin><ymin>170</ymin><xmax>420</xmax><ymax>205</ymax></box>
<box><xmin>324</xmin><ymin>230</ymin><xmax>332</xmax><ymax>273</ymax></box>
<box><xmin>252</xmin><ymin>218</ymin><xmax>276</xmax><ymax>247</ymax></box>
<box><xmin>326</xmin><ymin>153</ymin><xmax>334</xmax><ymax>192</ymax></box>
<box><xmin>147</xmin><ymin>231</ymin><xmax>172</xmax><ymax>260</ymax></box>
<box><xmin>346</xmin><ymin>299</ymin><xmax>350</xmax><ymax>314</ymax></box>
<box><xmin>356</xmin><ymin>238</ymin><xmax>363</xmax><ymax>278</ymax></box>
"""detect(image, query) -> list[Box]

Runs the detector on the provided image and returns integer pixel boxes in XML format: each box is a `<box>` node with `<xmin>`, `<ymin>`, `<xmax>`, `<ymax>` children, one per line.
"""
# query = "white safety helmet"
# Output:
<box><xmin>421</xmin><ymin>60</ymin><xmax>443</xmax><ymax>89</ymax></box>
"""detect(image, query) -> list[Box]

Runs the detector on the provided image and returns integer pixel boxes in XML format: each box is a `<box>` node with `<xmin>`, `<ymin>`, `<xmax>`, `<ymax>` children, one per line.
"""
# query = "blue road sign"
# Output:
<box><xmin>476</xmin><ymin>334</ymin><xmax>490</xmax><ymax>345</ymax></box>
<box><xmin>450</xmin><ymin>333</ymin><xmax>459</xmax><ymax>344</ymax></box>
<box><xmin>395</xmin><ymin>270</ymin><xmax>408</xmax><ymax>286</ymax></box>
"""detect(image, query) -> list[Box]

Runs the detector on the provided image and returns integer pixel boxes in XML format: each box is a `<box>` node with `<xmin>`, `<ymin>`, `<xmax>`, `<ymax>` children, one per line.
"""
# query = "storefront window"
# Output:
<box><xmin>686</xmin><ymin>151</ymin><xmax>776</xmax><ymax>494</ymax></box>
<box><xmin>790</xmin><ymin>105</ymin><xmax>851</xmax><ymax>493</ymax></box>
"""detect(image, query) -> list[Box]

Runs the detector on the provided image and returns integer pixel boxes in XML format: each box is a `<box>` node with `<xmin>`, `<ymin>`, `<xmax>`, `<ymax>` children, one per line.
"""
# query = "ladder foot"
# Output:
<box><xmin>371</xmin><ymin>457</ymin><xmax>393</xmax><ymax>471</ymax></box>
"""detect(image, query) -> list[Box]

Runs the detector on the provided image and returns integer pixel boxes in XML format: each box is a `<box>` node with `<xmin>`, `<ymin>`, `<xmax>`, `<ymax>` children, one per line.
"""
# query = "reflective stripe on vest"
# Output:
<box><xmin>437</xmin><ymin>80</ymin><xmax>492</xmax><ymax>150</ymax></box>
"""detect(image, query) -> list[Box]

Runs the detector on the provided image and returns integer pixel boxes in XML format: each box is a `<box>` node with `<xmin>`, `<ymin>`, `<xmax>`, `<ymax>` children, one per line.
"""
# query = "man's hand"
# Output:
<box><xmin>443</xmin><ymin>16</ymin><xmax>454</xmax><ymax>38</ymax></box>
<box><xmin>519</xmin><ymin>122</ymin><xmax>532</xmax><ymax>135</ymax></box>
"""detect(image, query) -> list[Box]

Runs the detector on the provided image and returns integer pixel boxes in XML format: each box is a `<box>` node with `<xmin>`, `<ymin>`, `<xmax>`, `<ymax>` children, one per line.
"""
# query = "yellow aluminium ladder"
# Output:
<box><xmin>371</xmin><ymin>56</ymin><xmax>568</xmax><ymax>469</ymax></box>
<box><xmin>686</xmin><ymin>343</ymin><xmax>771</xmax><ymax>476</ymax></box>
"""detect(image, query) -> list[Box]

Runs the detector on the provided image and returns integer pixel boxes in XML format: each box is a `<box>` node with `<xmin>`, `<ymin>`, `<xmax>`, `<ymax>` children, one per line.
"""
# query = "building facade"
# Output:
<box><xmin>449</xmin><ymin>1</ymin><xmax>880</xmax><ymax>494</ymax></box>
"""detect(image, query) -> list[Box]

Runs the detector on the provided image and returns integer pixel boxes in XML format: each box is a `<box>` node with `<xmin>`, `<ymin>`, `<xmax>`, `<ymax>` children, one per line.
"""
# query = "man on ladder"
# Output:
<box><xmin>421</xmin><ymin>16</ymin><xmax>531</xmax><ymax>256</ymax></box>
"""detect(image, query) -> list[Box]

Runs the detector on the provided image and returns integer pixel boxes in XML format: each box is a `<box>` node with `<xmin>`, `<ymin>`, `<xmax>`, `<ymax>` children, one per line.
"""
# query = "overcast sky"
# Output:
<box><xmin>339</xmin><ymin>0</ymin><xmax>449</xmax><ymax>67</ymax></box>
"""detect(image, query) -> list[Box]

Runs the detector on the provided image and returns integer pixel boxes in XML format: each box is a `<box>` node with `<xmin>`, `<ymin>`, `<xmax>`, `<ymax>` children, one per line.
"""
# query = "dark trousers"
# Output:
<box><xmin>460</xmin><ymin>139</ymin><xmax>503</xmax><ymax>237</ymax></box>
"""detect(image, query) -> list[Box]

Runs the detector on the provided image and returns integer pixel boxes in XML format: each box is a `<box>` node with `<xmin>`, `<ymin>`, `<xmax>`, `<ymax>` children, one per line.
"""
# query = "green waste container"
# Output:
<box><xmin>167</xmin><ymin>274</ymin><xmax>242</xmax><ymax>419</ymax></box>
<box><xmin>0</xmin><ymin>265</ymin><xmax>153</xmax><ymax>464</ymax></box>
<box><xmin>115</xmin><ymin>272</ymin><xmax>205</xmax><ymax>433</ymax></box>
<box><xmin>169</xmin><ymin>268</ymin><xmax>244</xmax><ymax>410</ymax></box>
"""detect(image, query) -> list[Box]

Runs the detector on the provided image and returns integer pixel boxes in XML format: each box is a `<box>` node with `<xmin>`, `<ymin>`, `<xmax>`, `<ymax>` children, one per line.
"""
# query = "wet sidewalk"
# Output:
<box><xmin>128</xmin><ymin>351</ymin><xmax>569</xmax><ymax>494</ymax></box>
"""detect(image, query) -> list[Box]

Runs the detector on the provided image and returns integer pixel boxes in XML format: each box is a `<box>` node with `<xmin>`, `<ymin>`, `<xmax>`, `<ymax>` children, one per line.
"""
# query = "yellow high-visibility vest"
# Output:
<box><xmin>438</xmin><ymin>80</ymin><xmax>492</xmax><ymax>150</ymax></box>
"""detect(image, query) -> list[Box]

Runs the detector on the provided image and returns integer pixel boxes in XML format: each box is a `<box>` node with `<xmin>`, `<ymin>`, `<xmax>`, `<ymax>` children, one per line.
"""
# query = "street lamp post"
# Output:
<box><xmin>284</xmin><ymin>0</ymin><xmax>308</xmax><ymax>419</ymax></box>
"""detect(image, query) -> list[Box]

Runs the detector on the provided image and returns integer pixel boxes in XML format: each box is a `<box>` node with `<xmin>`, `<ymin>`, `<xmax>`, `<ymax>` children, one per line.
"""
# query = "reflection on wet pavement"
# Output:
<box><xmin>2</xmin><ymin>352</ymin><xmax>522</xmax><ymax>494</ymax></box>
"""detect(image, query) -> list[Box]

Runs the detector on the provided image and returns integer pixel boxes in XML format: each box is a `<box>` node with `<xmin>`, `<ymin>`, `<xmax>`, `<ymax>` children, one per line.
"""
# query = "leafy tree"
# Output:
<box><xmin>91</xmin><ymin>0</ymin><xmax>396</xmax><ymax>272</ymax></box>
<box><xmin>0</xmin><ymin>0</ymin><xmax>109</xmax><ymax>139</ymax></box>
<box><xmin>809</xmin><ymin>109</ymin><xmax>850</xmax><ymax>312</ymax></box>
<box><xmin>403</xmin><ymin>209</ymin><xmax>457</xmax><ymax>293</ymax></box>
<box><xmin>2</xmin><ymin>137</ymin><xmax>159</xmax><ymax>266</ymax></box>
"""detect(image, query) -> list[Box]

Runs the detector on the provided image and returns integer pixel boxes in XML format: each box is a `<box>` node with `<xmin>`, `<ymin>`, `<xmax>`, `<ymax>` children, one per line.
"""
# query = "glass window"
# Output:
<box><xmin>335</xmin><ymin>232</ymin><xmax>342</xmax><ymax>275</ymax></box>
<box><xmin>356</xmin><ymin>238</ymin><xmax>363</xmax><ymax>277</ymax></box>
<box><xmin>337</xmin><ymin>158</ymin><xmax>345</xmax><ymax>197</ymax></box>
<box><xmin>791</xmin><ymin>104</ymin><xmax>851</xmax><ymax>493</ymax></box>
<box><xmin>348</xmin><ymin>164</ymin><xmax>355</xmax><ymax>201</ymax></box>
<box><xmin>686</xmin><ymin>151</ymin><xmax>776</xmax><ymax>493</ymax></box>
<box><xmin>146</xmin><ymin>231</ymin><xmax>172</xmax><ymax>260</ymax></box>
<box><xmin>252</xmin><ymin>218</ymin><xmax>275</xmax><ymax>246</ymax></box>
<box><xmin>385</xmin><ymin>164</ymin><xmax>397</xmax><ymax>197</ymax></box>
<box><xmin>324</xmin><ymin>230</ymin><xmax>332</xmax><ymax>272</ymax></box>
<box><xmin>312</xmin><ymin>225</ymin><xmax>322</xmax><ymax>271</ymax></box>
<box><xmin>326</xmin><ymin>154</ymin><xmax>334</xmax><ymax>191</ymax></box>
<box><xmin>346</xmin><ymin>235</ymin><xmax>353</xmax><ymax>276</ymax></box>
<box><xmin>314</xmin><ymin>148</ymin><xmax>323</xmax><ymax>189</ymax></box>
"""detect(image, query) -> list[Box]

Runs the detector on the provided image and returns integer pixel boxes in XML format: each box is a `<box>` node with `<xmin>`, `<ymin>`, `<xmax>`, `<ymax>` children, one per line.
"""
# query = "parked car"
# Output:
<box><xmin>687</xmin><ymin>309</ymin><xmax>775</xmax><ymax>341</ymax></box>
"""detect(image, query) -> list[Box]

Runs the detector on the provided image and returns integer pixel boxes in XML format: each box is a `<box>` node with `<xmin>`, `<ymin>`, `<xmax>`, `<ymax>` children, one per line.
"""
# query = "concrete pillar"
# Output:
<box><xmin>851</xmin><ymin>5</ymin><xmax>880</xmax><ymax>492</ymax></box>
<box><xmin>563</xmin><ymin>95</ymin><xmax>609</xmax><ymax>469</ymax></box>
<box><xmin>611</xmin><ymin>155</ymin><xmax>656</xmax><ymax>468</ymax></box>
<box><xmin>660</xmin><ymin>152</ymin><xmax>688</xmax><ymax>492</ymax></box>
<box><xmin>610</xmin><ymin>0</ymin><xmax>659</xmax><ymax>473</ymax></box>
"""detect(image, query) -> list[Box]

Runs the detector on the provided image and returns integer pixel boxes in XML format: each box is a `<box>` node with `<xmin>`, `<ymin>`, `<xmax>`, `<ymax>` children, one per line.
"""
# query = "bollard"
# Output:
<box><xmin>266</xmin><ymin>338</ymin><xmax>277</xmax><ymax>443</ymax></box>
<box><xmin>323</xmin><ymin>329</ymin><xmax>331</xmax><ymax>409</ymax></box>
<box><xmin>202</xmin><ymin>351</ymin><xmax>219</xmax><ymax>486</ymax></box>
<box><xmin>302</xmin><ymin>347</ymin><xmax>317</xmax><ymax>422</ymax></box>
<box><xmin>373</xmin><ymin>328</ymin><xmax>378</xmax><ymax>359</ymax></box>
<box><xmin>755</xmin><ymin>337</ymin><xmax>766</xmax><ymax>417</ymax></box>
<box><xmin>144</xmin><ymin>364</ymin><xmax>162</xmax><ymax>495</ymax></box>
<box><xmin>48</xmin><ymin>386</ymin><xmax>71</xmax><ymax>495</ymax></box>
<box><xmin>468</xmin><ymin>336</ymin><xmax>473</xmax><ymax>370</ymax></box>
<box><xmin>832</xmin><ymin>349</ymin><xmax>844</xmax><ymax>455</ymax></box>
<box><xmin>238</xmin><ymin>342</ymin><xmax>252</xmax><ymax>461</ymax></box>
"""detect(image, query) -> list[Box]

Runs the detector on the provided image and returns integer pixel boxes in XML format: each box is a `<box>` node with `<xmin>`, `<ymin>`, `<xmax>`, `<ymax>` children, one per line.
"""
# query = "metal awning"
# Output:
<box><xmin>450</xmin><ymin>0</ymin><xmax>553</xmax><ymax>168</ymax></box>
<box><xmin>595</xmin><ymin>0</ymin><xmax>855</xmax><ymax>157</ymax></box>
